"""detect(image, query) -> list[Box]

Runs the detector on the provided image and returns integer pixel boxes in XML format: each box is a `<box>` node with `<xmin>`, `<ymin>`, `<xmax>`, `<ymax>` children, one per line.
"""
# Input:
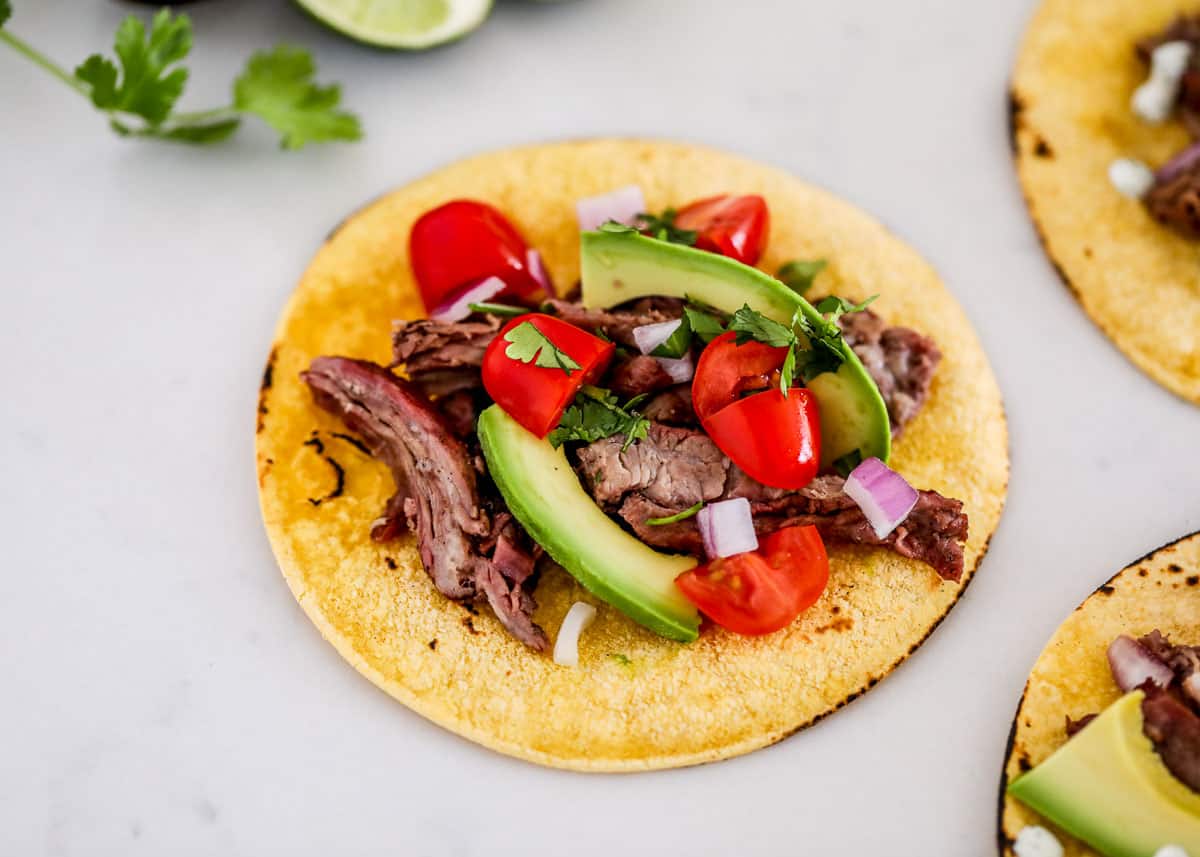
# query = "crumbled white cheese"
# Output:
<box><xmin>1133</xmin><ymin>41</ymin><xmax>1194</xmax><ymax>123</ymax></box>
<box><xmin>1153</xmin><ymin>846</ymin><xmax>1191</xmax><ymax>857</ymax></box>
<box><xmin>1014</xmin><ymin>826</ymin><xmax>1064</xmax><ymax>857</ymax></box>
<box><xmin>1109</xmin><ymin>158</ymin><xmax>1156</xmax><ymax>199</ymax></box>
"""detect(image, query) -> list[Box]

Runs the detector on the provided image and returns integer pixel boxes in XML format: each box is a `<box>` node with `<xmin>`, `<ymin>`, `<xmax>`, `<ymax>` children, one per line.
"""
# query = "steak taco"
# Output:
<box><xmin>1012</xmin><ymin>0</ymin><xmax>1200</xmax><ymax>404</ymax></box>
<box><xmin>256</xmin><ymin>140</ymin><xmax>1008</xmax><ymax>771</ymax></box>
<box><xmin>999</xmin><ymin>531</ymin><xmax>1200</xmax><ymax>857</ymax></box>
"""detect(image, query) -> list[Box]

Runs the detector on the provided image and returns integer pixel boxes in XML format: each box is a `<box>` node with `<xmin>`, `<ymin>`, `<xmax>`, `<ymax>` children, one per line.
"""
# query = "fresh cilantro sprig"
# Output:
<box><xmin>645</xmin><ymin>501</ymin><xmax>703</xmax><ymax>526</ymax></box>
<box><xmin>503</xmin><ymin>320</ymin><xmax>581</xmax><ymax>374</ymax></box>
<box><xmin>634</xmin><ymin>208</ymin><xmax>698</xmax><ymax>246</ymax></box>
<box><xmin>0</xmin><ymin>5</ymin><xmax>360</xmax><ymax>149</ymax></box>
<box><xmin>777</xmin><ymin>259</ymin><xmax>827</xmax><ymax>296</ymax></box>
<box><xmin>548</xmin><ymin>387</ymin><xmax>650</xmax><ymax>451</ymax></box>
<box><xmin>727</xmin><ymin>295</ymin><xmax>876</xmax><ymax>396</ymax></box>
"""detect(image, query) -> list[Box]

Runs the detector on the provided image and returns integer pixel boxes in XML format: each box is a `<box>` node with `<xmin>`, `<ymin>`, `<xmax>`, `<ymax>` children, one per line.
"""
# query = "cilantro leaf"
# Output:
<box><xmin>683</xmin><ymin>304</ymin><xmax>727</xmax><ymax>344</ymax></box>
<box><xmin>645</xmin><ymin>501</ymin><xmax>703</xmax><ymax>526</ymax></box>
<box><xmin>777</xmin><ymin>259</ymin><xmax>826</xmax><ymax>296</ymax></box>
<box><xmin>548</xmin><ymin>386</ymin><xmax>650</xmax><ymax>451</ymax></box>
<box><xmin>233</xmin><ymin>46</ymin><xmax>361</xmax><ymax>150</ymax></box>
<box><xmin>502</xmin><ymin>320</ymin><xmax>581</xmax><ymax>374</ymax></box>
<box><xmin>728</xmin><ymin>304</ymin><xmax>795</xmax><ymax>348</ymax></box>
<box><xmin>814</xmin><ymin>294</ymin><xmax>877</xmax><ymax>322</ymax></box>
<box><xmin>0</xmin><ymin>0</ymin><xmax>10</xmax><ymax>27</ymax></box>
<box><xmin>467</xmin><ymin>302</ymin><xmax>527</xmax><ymax>318</ymax></box>
<box><xmin>75</xmin><ymin>9</ymin><xmax>191</xmax><ymax>123</ymax></box>
<box><xmin>634</xmin><ymin>208</ymin><xmax>697</xmax><ymax>246</ymax></box>
<box><xmin>649</xmin><ymin>314</ymin><xmax>693</xmax><ymax>358</ymax></box>
<box><xmin>607</xmin><ymin>653</ymin><xmax>632</xmax><ymax>666</ymax></box>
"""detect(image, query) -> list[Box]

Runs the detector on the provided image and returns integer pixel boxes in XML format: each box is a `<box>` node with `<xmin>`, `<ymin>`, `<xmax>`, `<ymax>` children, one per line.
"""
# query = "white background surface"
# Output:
<box><xmin>2</xmin><ymin>1</ymin><xmax>1198</xmax><ymax>854</ymax></box>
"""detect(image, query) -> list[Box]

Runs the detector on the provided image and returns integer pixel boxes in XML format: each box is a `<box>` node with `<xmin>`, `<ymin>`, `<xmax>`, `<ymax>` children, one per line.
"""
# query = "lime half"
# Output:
<box><xmin>295</xmin><ymin>0</ymin><xmax>494</xmax><ymax>50</ymax></box>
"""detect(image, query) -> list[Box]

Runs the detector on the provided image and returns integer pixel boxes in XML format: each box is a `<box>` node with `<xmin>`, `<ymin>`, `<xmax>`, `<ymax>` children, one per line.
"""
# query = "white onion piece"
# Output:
<box><xmin>696</xmin><ymin>498</ymin><xmax>757</xmax><ymax>559</ymax></box>
<box><xmin>1154</xmin><ymin>845</ymin><xmax>1192</xmax><ymax>857</ymax></box>
<box><xmin>429</xmin><ymin>276</ymin><xmax>507</xmax><ymax>322</ymax></box>
<box><xmin>1185</xmin><ymin>674</ymin><xmax>1200</xmax><ymax>706</ymax></box>
<box><xmin>843</xmin><ymin>457</ymin><xmax>919</xmax><ymax>539</ymax></box>
<box><xmin>553</xmin><ymin>602</ymin><xmax>597</xmax><ymax>668</ymax></box>
<box><xmin>526</xmin><ymin>248</ymin><xmax>554</xmax><ymax>296</ymax></box>
<box><xmin>576</xmin><ymin>185</ymin><xmax>646</xmax><ymax>232</ymax></box>
<box><xmin>1106</xmin><ymin>635</ymin><xmax>1174</xmax><ymax>692</ymax></box>
<box><xmin>654</xmin><ymin>354</ymin><xmax>694</xmax><ymax>384</ymax></box>
<box><xmin>1109</xmin><ymin>158</ymin><xmax>1156</xmax><ymax>199</ymax></box>
<box><xmin>1013</xmin><ymin>826</ymin><xmax>1064</xmax><ymax>857</ymax></box>
<box><xmin>633</xmin><ymin>318</ymin><xmax>683</xmax><ymax>355</ymax></box>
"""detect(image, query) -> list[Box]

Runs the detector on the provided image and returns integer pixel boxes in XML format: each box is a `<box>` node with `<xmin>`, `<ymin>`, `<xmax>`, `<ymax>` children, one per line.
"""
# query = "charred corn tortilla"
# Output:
<box><xmin>255</xmin><ymin>140</ymin><xmax>1008</xmax><ymax>771</ymax></box>
<box><xmin>998</xmin><ymin>531</ymin><xmax>1200</xmax><ymax>855</ymax></box>
<box><xmin>1012</xmin><ymin>0</ymin><xmax>1200</xmax><ymax>403</ymax></box>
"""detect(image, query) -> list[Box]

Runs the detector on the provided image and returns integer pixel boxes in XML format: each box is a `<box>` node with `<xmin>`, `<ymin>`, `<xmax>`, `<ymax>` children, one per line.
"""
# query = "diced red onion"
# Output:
<box><xmin>843</xmin><ymin>457</ymin><xmax>919</xmax><ymax>539</ymax></box>
<box><xmin>576</xmin><ymin>185</ymin><xmax>646</xmax><ymax>232</ymax></box>
<box><xmin>654</xmin><ymin>354</ymin><xmax>694</xmax><ymax>384</ymax></box>
<box><xmin>553</xmin><ymin>601</ymin><xmax>596</xmax><ymax>667</ymax></box>
<box><xmin>633</xmin><ymin>318</ymin><xmax>683</xmax><ymax>355</ymax></box>
<box><xmin>1107</xmin><ymin>635</ymin><xmax>1174</xmax><ymax>692</ymax></box>
<box><xmin>696</xmin><ymin>498</ymin><xmax>758</xmax><ymax>559</ymax></box>
<box><xmin>526</xmin><ymin>248</ymin><xmax>554</xmax><ymax>296</ymax></box>
<box><xmin>1156</xmin><ymin>141</ymin><xmax>1200</xmax><ymax>183</ymax></box>
<box><xmin>429</xmin><ymin>276</ymin><xmax>507</xmax><ymax>322</ymax></box>
<box><xmin>1184</xmin><ymin>673</ymin><xmax>1200</xmax><ymax>706</ymax></box>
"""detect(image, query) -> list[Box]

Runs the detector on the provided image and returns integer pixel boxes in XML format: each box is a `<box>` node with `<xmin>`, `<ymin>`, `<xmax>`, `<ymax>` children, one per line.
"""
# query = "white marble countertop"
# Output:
<box><xmin>2</xmin><ymin>0</ymin><xmax>1198</xmax><ymax>854</ymax></box>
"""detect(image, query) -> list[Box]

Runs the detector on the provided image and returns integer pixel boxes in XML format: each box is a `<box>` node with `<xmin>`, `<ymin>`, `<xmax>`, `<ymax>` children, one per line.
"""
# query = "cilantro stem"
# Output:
<box><xmin>645</xmin><ymin>502</ymin><xmax>704</xmax><ymax>526</ymax></box>
<box><xmin>169</xmin><ymin>106</ymin><xmax>239</xmax><ymax>124</ymax></box>
<box><xmin>0</xmin><ymin>29</ymin><xmax>89</xmax><ymax>96</ymax></box>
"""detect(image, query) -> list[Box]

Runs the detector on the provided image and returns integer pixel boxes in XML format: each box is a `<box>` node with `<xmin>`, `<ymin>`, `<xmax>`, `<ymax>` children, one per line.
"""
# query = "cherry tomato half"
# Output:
<box><xmin>481</xmin><ymin>314</ymin><xmax>614</xmax><ymax>438</ymax></box>
<box><xmin>675</xmin><ymin>525</ymin><xmax>830</xmax><ymax>635</ymax></box>
<box><xmin>674</xmin><ymin>195</ymin><xmax>770</xmax><ymax>266</ymax></box>
<box><xmin>409</xmin><ymin>200</ymin><xmax>547</xmax><ymax>312</ymax></box>
<box><xmin>692</xmin><ymin>332</ymin><xmax>821</xmax><ymax>490</ymax></box>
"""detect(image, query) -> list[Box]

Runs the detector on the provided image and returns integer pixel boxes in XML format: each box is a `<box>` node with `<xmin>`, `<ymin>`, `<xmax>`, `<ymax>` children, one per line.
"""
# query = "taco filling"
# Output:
<box><xmin>299</xmin><ymin>191</ymin><xmax>969</xmax><ymax>655</ymax></box>
<box><xmin>1110</xmin><ymin>15</ymin><xmax>1200</xmax><ymax>237</ymax></box>
<box><xmin>1009</xmin><ymin>629</ymin><xmax>1200</xmax><ymax>856</ymax></box>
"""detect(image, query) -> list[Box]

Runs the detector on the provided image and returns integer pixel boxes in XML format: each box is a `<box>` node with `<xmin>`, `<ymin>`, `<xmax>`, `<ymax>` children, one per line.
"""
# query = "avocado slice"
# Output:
<box><xmin>477</xmin><ymin>405</ymin><xmax>701</xmax><ymax>643</ymax></box>
<box><xmin>1008</xmin><ymin>691</ymin><xmax>1200</xmax><ymax>857</ymax></box>
<box><xmin>579</xmin><ymin>230</ymin><xmax>891</xmax><ymax>466</ymax></box>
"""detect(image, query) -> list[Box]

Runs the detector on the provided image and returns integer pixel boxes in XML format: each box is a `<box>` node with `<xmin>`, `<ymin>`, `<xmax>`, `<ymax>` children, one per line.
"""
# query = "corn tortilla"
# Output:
<box><xmin>998</xmin><ymin>530</ymin><xmax>1200</xmax><ymax>855</ymax></box>
<box><xmin>1011</xmin><ymin>0</ymin><xmax>1200</xmax><ymax>403</ymax></box>
<box><xmin>255</xmin><ymin>140</ymin><xmax>1008</xmax><ymax>771</ymax></box>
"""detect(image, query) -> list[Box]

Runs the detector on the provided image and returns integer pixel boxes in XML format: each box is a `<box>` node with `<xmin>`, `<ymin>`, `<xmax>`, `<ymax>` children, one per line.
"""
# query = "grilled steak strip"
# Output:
<box><xmin>575</xmin><ymin>424</ymin><xmax>968</xmax><ymax>581</ymax></box>
<box><xmin>1141</xmin><ymin>682</ymin><xmax>1200</xmax><ymax>792</ymax></box>
<box><xmin>542</xmin><ymin>297</ymin><xmax>684</xmax><ymax>348</ymax></box>
<box><xmin>838</xmin><ymin>310</ymin><xmax>941</xmax><ymax>436</ymax></box>
<box><xmin>302</xmin><ymin>356</ymin><xmax>548</xmax><ymax>650</ymax></box>
<box><xmin>391</xmin><ymin>314</ymin><xmax>501</xmax><ymax>399</ymax></box>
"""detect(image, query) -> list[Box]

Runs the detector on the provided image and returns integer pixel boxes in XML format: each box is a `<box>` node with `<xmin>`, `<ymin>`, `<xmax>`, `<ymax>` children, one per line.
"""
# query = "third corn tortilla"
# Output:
<box><xmin>998</xmin><ymin>530</ymin><xmax>1200</xmax><ymax>855</ymax></box>
<box><xmin>1012</xmin><ymin>0</ymin><xmax>1200</xmax><ymax>403</ymax></box>
<box><xmin>256</xmin><ymin>139</ymin><xmax>1008</xmax><ymax>771</ymax></box>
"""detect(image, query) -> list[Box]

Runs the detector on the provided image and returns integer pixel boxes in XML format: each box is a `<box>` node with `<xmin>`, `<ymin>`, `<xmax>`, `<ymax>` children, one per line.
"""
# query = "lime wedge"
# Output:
<box><xmin>295</xmin><ymin>0</ymin><xmax>494</xmax><ymax>50</ymax></box>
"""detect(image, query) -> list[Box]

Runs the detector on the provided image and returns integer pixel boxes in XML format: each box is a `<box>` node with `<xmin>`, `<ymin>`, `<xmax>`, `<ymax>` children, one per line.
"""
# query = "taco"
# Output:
<box><xmin>999</xmin><ymin>531</ymin><xmax>1200</xmax><ymax>857</ymax></box>
<box><xmin>255</xmin><ymin>140</ymin><xmax>1008</xmax><ymax>771</ymax></box>
<box><xmin>1011</xmin><ymin>0</ymin><xmax>1200</xmax><ymax>404</ymax></box>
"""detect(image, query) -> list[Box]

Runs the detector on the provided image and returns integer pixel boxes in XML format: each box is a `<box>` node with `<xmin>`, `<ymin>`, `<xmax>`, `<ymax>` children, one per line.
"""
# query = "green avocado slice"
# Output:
<box><xmin>1008</xmin><ymin>691</ymin><xmax>1200</xmax><ymax>857</ymax></box>
<box><xmin>579</xmin><ymin>229</ymin><xmax>891</xmax><ymax>467</ymax></box>
<box><xmin>477</xmin><ymin>405</ymin><xmax>701</xmax><ymax>643</ymax></box>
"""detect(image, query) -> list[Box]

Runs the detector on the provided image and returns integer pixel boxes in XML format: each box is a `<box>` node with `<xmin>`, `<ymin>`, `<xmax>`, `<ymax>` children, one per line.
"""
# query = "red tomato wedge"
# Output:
<box><xmin>481</xmin><ymin>314</ymin><xmax>614</xmax><ymax>438</ymax></box>
<box><xmin>674</xmin><ymin>194</ymin><xmax>770</xmax><ymax>266</ymax></box>
<box><xmin>692</xmin><ymin>332</ymin><xmax>821</xmax><ymax>490</ymax></box>
<box><xmin>409</xmin><ymin>200</ymin><xmax>546</xmax><ymax>312</ymax></box>
<box><xmin>675</xmin><ymin>525</ymin><xmax>829</xmax><ymax>635</ymax></box>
